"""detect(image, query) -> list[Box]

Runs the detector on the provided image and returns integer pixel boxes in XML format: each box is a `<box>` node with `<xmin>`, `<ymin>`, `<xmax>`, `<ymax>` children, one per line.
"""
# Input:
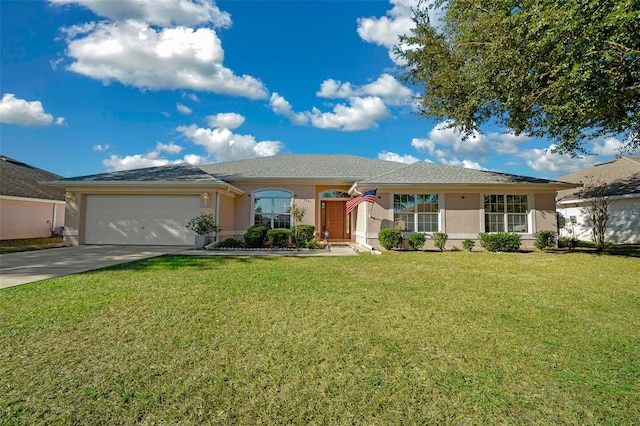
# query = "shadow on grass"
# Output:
<box><xmin>546</xmin><ymin>245</ymin><xmax>640</xmax><ymax>258</ymax></box>
<box><xmin>101</xmin><ymin>254</ymin><xmax>281</xmax><ymax>272</ymax></box>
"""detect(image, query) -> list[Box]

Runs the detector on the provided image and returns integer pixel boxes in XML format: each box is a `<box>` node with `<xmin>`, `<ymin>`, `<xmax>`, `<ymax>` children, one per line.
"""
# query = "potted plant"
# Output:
<box><xmin>186</xmin><ymin>214</ymin><xmax>221</xmax><ymax>249</ymax></box>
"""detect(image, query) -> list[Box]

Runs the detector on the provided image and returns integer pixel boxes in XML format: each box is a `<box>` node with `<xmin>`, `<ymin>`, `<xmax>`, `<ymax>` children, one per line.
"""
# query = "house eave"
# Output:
<box><xmin>41</xmin><ymin>180</ymin><xmax>245</xmax><ymax>195</ymax></box>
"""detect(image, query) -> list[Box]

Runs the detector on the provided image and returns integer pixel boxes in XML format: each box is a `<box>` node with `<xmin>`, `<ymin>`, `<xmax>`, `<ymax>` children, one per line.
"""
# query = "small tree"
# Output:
<box><xmin>287</xmin><ymin>204</ymin><xmax>306</xmax><ymax>246</ymax></box>
<box><xmin>576</xmin><ymin>178</ymin><xmax>618</xmax><ymax>252</ymax></box>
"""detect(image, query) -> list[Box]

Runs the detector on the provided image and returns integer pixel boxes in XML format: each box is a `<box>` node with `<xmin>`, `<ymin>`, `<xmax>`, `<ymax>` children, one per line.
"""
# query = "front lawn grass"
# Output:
<box><xmin>1</xmin><ymin>251</ymin><xmax>638</xmax><ymax>424</ymax></box>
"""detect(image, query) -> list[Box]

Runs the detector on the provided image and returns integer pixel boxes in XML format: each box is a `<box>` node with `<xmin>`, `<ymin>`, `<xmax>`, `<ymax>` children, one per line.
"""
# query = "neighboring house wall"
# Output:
<box><xmin>0</xmin><ymin>196</ymin><xmax>65</xmax><ymax>239</ymax></box>
<box><xmin>558</xmin><ymin>195</ymin><xmax>640</xmax><ymax>244</ymax></box>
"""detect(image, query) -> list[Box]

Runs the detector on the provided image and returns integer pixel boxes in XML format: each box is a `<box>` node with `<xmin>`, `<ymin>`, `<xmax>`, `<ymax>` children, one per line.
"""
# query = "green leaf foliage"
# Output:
<box><xmin>291</xmin><ymin>225</ymin><xmax>315</xmax><ymax>247</ymax></box>
<box><xmin>244</xmin><ymin>224</ymin><xmax>271</xmax><ymax>247</ymax></box>
<box><xmin>407</xmin><ymin>233</ymin><xmax>427</xmax><ymax>250</ymax></box>
<box><xmin>396</xmin><ymin>0</ymin><xmax>640</xmax><ymax>156</ymax></box>
<box><xmin>267</xmin><ymin>228</ymin><xmax>290</xmax><ymax>248</ymax></box>
<box><xmin>462</xmin><ymin>239</ymin><xmax>476</xmax><ymax>252</ymax></box>
<box><xmin>378</xmin><ymin>228</ymin><xmax>403</xmax><ymax>250</ymax></box>
<box><xmin>433</xmin><ymin>232</ymin><xmax>449</xmax><ymax>251</ymax></box>
<box><xmin>533</xmin><ymin>230</ymin><xmax>557</xmax><ymax>250</ymax></box>
<box><xmin>479</xmin><ymin>232</ymin><xmax>522</xmax><ymax>252</ymax></box>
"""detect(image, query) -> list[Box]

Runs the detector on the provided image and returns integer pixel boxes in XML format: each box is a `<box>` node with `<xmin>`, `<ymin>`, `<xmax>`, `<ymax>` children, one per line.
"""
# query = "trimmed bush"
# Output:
<box><xmin>533</xmin><ymin>230</ymin><xmax>557</xmax><ymax>250</ymax></box>
<box><xmin>462</xmin><ymin>239</ymin><xmax>475</xmax><ymax>252</ymax></box>
<box><xmin>215</xmin><ymin>238</ymin><xmax>246</xmax><ymax>249</ymax></box>
<box><xmin>291</xmin><ymin>225</ymin><xmax>315</xmax><ymax>247</ymax></box>
<box><xmin>407</xmin><ymin>233</ymin><xmax>426</xmax><ymax>250</ymax></box>
<box><xmin>267</xmin><ymin>228</ymin><xmax>290</xmax><ymax>248</ymax></box>
<box><xmin>306</xmin><ymin>239</ymin><xmax>322</xmax><ymax>249</ymax></box>
<box><xmin>378</xmin><ymin>228</ymin><xmax>402</xmax><ymax>250</ymax></box>
<box><xmin>479</xmin><ymin>232</ymin><xmax>522</xmax><ymax>252</ymax></box>
<box><xmin>244</xmin><ymin>224</ymin><xmax>270</xmax><ymax>247</ymax></box>
<box><xmin>433</xmin><ymin>232</ymin><xmax>448</xmax><ymax>251</ymax></box>
<box><xmin>559</xmin><ymin>236</ymin><xmax>578</xmax><ymax>249</ymax></box>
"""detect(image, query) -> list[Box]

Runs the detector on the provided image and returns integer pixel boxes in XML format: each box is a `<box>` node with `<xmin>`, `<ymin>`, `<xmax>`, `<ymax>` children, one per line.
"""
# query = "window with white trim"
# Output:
<box><xmin>254</xmin><ymin>190</ymin><xmax>292</xmax><ymax>228</ymax></box>
<box><xmin>393</xmin><ymin>194</ymin><xmax>439</xmax><ymax>232</ymax></box>
<box><xmin>484</xmin><ymin>194</ymin><xmax>528</xmax><ymax>233</ymax></box>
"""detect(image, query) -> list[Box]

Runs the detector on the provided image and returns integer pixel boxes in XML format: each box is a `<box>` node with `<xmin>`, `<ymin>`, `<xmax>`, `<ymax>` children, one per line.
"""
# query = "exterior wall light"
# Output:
<box><xmin>202</xmin><ymin>192</ymin><xmax>211</xmax><ymax>202</ymax></box>
<box><xmin>64</xmin><ymin>191</ymin><xmax>75</xmax><ymax>201</ymax></box>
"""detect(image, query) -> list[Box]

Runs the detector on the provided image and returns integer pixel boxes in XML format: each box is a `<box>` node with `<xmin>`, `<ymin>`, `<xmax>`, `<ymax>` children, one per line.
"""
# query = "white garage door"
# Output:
<box><xmin>85</xmin><ymin>195</ymin><xmax>200</xmax><ymax>245</ymax></box>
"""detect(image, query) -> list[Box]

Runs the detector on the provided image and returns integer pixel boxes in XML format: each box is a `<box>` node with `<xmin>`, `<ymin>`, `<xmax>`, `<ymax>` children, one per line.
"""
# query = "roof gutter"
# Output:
<box><xmin>40</xmin><ymin>180</ymin><xmax>245</xmax><ymax>195</ymax></box>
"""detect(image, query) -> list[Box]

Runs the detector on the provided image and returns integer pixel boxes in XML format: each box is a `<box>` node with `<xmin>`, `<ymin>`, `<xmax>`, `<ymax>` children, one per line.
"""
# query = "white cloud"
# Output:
<box><xmin>411</xmin><ymin>121</ymin><xmax>489</xmax><ymax>159</ymax></box>
<box><xmin>176</xmin><ymin>103</ymin><xmax>192</xmax><ymax>114</ymax></box>
<box><xmin>156</xmin><ymin>141</ymin><xmax>182</xmax><ymax>154</ymax></box>
<box><xmin>309</xmin><ymin>97</ymin><xmax>391</xmax><ymax>131</ymax></box>
<box><xmin>518</xmin><ymin>144</ymin><xmax>597</xmax><ymax>176</ymax></box>
<box><xmin>93</xmin><ymin>143</ymin><xmax>110</xmax><ymax>152</ymax></box>
<box><xmin>439</xmin><ymin>158</ymin><xmax>486</xmax><ymax>170</ymax></box>
<box><xmin>102</xmin><ymin>145</ymin><xmax>202</xmax><ymax>171</ymax></box>
<box><xmin>377</xmin><ymin>151</ymin><xmax>421</xmax><ymax>164</ymax></box>
<box><xmin>0</xmin><ymin>93</ymin><xmax>65</xmax><ymax>127</ymax></box>
<box><xmin>177</xmin><ymin>124</ymin><xmax>283</xmax><ymax>162</ymax></box>
<box><xmin>358</xmin><ymin>0</ymin><xmax>445</xmax><ymax>65</ymax></box>
<box><xmin>63</xmin><ymin>20</ymin><xmax>267</xmax><ymax>98</ymax></box>
<box><xmin>50</xmin><ymin>0</ymin><xmax>232</xmax><ymax>28</ymax></box>
<box><xmin>317</xmin><ymin>73</ymin><xmax>412</xmax><ymax>106</ymax></box>
<box><xmin>592</xmin><ymin>138</ymin><xmax>628</xmax><ymax>156</ymax></box>
<box><xmin>182</xmin><ymin>92</ymin><xmax>199</xmax><ymax>102</ymax></box>
<box><xmin>205</xmin><ymin>112</ymin><xmax>245</xmax><ymax>129</ymax></box>
<box><xmin>269</xmin><ymin>93</ymin><xmax>309</xmax><ymax>125</ymax></box>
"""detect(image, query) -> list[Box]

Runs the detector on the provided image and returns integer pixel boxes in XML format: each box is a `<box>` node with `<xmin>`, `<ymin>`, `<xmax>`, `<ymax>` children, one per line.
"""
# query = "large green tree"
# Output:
<box><xmin>396</xmin><ymin>0</ymin><xmax>640</xmax><ymax>156</ymax></box>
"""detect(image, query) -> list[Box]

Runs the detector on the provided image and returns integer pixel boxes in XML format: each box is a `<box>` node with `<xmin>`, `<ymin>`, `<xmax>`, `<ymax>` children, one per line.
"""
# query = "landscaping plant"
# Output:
<box><xmin>378</xmin><ymin>228</ymin><xmax>402</xmax><ymax>250</ymax></box>
<box><xmin>432</xmin><ymin>232</ymin><xmax>448</xmax><ymax>251</ymax></box>
<box><xmin>479</xmin><ymin>232</ymin><xmax>522</xmax><ymax>252</ymax></box>
<box><xmin>407</xmin><ymin>233</ymin><xmax>426</xmax><ymax>250</ymax></box>
<box><xmin>533</xmin><ymin>230</ymin><xmax>557</xmax><ymax>250</ymax></box>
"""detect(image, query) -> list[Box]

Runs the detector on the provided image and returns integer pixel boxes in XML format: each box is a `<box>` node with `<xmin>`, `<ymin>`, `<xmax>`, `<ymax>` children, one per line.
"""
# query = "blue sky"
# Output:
<box><xmin>0</xmin><ymin>0</ymin><xmax>633</xmax><ymax>179</ymax></box>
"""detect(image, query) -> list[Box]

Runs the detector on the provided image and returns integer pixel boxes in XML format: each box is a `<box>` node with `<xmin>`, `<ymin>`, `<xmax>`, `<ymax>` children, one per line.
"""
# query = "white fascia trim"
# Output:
<box><xmin>0</xmin><ymin>195</ymin><xmax>65</xmax><ymax>204</ymax></box>
<box><xmin>42</xmin><ymin>180</ymin><xmax>245</xmax><ymax>195</ymax></box>
<box><xmin>557</xmin><ymin>192</ymin><xmax>640</xmax><ymax>205</ymax></box>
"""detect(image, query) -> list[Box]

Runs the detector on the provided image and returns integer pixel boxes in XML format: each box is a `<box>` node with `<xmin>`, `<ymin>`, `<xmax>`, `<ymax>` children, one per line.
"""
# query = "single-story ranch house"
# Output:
<box><xmin>44</xmin><ymin>154</ymin><xmax>576</xmax><ymax>250</ymax></box>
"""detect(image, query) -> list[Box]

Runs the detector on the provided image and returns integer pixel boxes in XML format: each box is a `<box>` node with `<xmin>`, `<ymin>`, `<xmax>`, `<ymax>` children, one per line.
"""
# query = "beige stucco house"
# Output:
<box><xmin>557</xmin><ymin>156</ymin><xmax>640</xmax><ymax>244</ymax></box>
<box><xmin>0</xmin><ymin>156</ymin><xmax>65</xmax><ymax>240</ymax></box>
<box><xmin>44</xmin><ymin>154</ymin><xmax>575</xmax><ymax>250</ymax></box>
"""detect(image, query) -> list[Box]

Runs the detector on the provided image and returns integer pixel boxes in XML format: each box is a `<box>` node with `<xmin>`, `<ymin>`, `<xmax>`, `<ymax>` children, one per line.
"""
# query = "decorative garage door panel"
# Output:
<box><xmin>85</xmin><ymin>195</ymin><xmax>200</xmax><ymax>245</ymax></box>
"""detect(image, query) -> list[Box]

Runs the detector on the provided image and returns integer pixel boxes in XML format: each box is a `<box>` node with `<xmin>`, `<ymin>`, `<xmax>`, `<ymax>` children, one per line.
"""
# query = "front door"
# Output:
<box><xmin>323</xmin><ymin>201</ymin><xmax>346</xmax><ymax>240</ymax></box>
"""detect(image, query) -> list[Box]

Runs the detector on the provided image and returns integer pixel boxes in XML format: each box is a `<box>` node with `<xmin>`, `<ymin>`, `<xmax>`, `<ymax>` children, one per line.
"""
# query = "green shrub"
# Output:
<box><xmin>378</xmin><ymin>228</ymin><xmax>402</xmax><ymax>250</ymax></box>
<box><xmin>559</xmin><ymin>236</ymin><xmax>578</xmax><ymax>249</ymax></box>
<box><xmin>462</xmin><ymin>239</ymin><xmax>475</xmax><ymax>252</ymax></box>
<box><xmin>306</xmin><ymin>239</ymin><xmax>322</xmax><ymax>249</ymax></box>
<box><xmin>186</xmin><ymin>214</ymin><xmax>220</xmax><ymax>235</ymax></box>
<box><xmin>433</xmin><ymin>232</ymin><xmax>448</xmax><ymax>251</ymax></box>
<box><xmin>291</xmin><ymin>225</ymin><xmax>315</xmax><ymax>246</ymax></box>
<box><xmin>244</xmin><ymin>224</ymin><xmax>270</xmax><ymax>247</ymax></box>
<box><xmin>267</xmin><ymin>228</ymin><xmax>290</xmax><ymax>248</ymax></box>
<box><xmin>533</xmin><ymin>230</ymin><xmax>557</xmax><ymax>250</ymax></box>
<box><xmin>215</xmin><ymin>238</ymin><xmax>246</xmax><ymax>249</ymax></box>
<box><xmin>407</xmin><ymin>233</ymin><xmax>426</xmax><ymax>250</ymax></box>
<box><xmin>479</xmin><ymin>232</ymin><xmax>522</xmax><ymax>252</ymax></box>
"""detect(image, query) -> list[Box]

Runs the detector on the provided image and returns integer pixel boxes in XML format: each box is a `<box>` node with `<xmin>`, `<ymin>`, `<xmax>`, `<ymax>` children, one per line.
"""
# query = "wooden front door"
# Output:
<box><xmin>323</xmin><ymin>201</ymin><xmax>346</xmax><ymax>240</ymax></box>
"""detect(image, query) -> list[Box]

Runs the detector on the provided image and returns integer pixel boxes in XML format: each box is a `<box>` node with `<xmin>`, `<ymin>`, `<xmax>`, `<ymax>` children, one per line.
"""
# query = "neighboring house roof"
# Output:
<box><xmin>557</xmin><ymin>157</ymin><xmax>640</xmax><ymax>200</ymax></box>
<box><xmin>199</xmin><ymin>154</ymin><xmax>406</xmax><ymax>181</ymax></box>
<box><xmin>359</xmin><ymin>160</ymin><xmax>571</xmax><ymax>186</ymax></box>
<box><xmin>0</xmin><ymin>155</ymin><xmax>65</xmax><ymax>201</ymax></box>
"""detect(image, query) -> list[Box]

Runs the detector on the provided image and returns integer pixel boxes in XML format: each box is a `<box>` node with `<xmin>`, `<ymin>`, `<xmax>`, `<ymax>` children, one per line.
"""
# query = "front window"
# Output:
<box><xmin>484</xmin><ymin>194</ymin><xmax>528</xmax><ymax>233</ymax></box>
<box><xmin>254</xmin><ymin>190</ymin><xmax>292</xmax><ymax>229</ymax></box>
<box><xmin>394</xmin><ymin>194</ymin><xmax>439</xmax><ymax>232</ymax></box>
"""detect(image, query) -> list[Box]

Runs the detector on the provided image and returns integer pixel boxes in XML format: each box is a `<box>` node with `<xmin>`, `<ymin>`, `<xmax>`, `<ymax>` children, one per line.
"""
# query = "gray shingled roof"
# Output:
<box><xmin>59</xmin><ymin>163</ymin><xmax>222</xmax><ymax>183</ymax></box>
<box><xmin>360</xmin><ymin>160</ymin><xmax>571</xmax><ymax>186</ymax></box>
<box><xmin>0</xmin><ymin>156</ymin><xmax>65</xmax><ymax>200</ymax></box>
<box><xmin>557</xmin><ymin>157</ymin><xmax>640</xmax><ymax>200</ymax></box>
<box><xmin>199</xmin><ymin>154</ymin><xmax>406</xmax><ymax>181</ymax></box>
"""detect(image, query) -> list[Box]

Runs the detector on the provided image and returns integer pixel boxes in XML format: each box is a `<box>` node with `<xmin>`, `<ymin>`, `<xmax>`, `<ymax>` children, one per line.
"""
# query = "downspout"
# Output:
<box><xmin>215</xmin><ymin>187</ymin><xmax>231</xmax><ymax>243</ymax></box>
<box><xmin>52</xmin><ymin>203</ymin><xmax>57</xmax><ymax>235</ymax></box>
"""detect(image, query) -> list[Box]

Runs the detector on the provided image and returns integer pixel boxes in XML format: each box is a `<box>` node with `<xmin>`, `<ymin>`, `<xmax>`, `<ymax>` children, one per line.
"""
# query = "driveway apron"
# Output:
<box><xmin>0</xmin><ymin>246</ymin><xmax>184</xmax><ymax>289</ymax></box>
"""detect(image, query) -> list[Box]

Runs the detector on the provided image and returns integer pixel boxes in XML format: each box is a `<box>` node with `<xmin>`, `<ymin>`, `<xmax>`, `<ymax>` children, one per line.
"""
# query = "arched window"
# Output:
<box><xmin>254</xmin><ymin>190</ymin><xmax>292</xmax><ymax>228</ymax></box>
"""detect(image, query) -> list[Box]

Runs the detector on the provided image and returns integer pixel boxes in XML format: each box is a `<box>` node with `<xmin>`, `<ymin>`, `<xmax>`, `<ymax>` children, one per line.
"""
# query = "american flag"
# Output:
<box><xmin>346</xmin><ymin>188</ymin><xmax>377</xmax><ymax>214</ymax></box>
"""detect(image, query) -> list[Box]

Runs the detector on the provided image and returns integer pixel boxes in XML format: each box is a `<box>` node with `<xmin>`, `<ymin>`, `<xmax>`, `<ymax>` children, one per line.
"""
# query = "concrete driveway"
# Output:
<box><xmin>0</xmin><ymin>245</ymin><xmax>186</xmax><ymax>289</ymax></box>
